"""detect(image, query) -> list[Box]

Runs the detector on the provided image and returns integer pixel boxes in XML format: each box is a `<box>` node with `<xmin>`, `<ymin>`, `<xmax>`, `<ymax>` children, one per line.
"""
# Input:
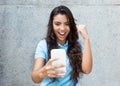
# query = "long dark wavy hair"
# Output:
<box><xmin>45</xmin><ymin>5</ymin><xmax>83</xmax><ymax>86</ymax></box>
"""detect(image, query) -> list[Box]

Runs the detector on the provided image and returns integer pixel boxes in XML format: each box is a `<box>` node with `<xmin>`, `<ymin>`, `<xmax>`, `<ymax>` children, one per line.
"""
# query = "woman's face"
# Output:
<box><xmin>53</xmin><ymin>14</ymin><xmax>70</xmax><ymax>45</ymax></box>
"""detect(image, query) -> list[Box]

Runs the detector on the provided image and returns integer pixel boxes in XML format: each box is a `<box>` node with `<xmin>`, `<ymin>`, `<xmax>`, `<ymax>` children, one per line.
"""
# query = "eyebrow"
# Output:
<box><xmin>53</xmin><ymin>21</ymin><xmax>69</xmax><ymax>23</ymax></box>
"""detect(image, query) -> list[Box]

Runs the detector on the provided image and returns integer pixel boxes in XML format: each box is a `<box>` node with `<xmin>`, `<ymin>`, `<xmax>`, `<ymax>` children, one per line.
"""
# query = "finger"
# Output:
<box><xmin>48</xmin><ymin>74</ymin><xmax>58</xmax><ymax>78</ymax></box>
<box><xmin>57</xmin><ymin>70</ymin><xmax>66</xmax><ymax>74</ymax></box>
<box><xmin>46</xmin><ymin>58</ymin><xmax>59</xmax><ymax>65</ymax></box>
<box><xmin>49</xmin><ymin>64</ymin><xmax>66</xmax><ymax>70</ymax></box>
<box><xmin>47</xmin><ymin>70</ymin><xmax>56</xmax><ymax>74</ymax></box>
<box><xmin>76</xmin><ymin>25</ymin><xmax>84</xmax><ymax>33</ymax></box>
<box><xmin>78</xmin><ymin>24</ymin><xmax>86</xmax><ymax>28</ymax></box>
<box><xmin>55</xmin><ymin>75</ymin><xmax>64</xmax><ymax>78</ymax></box>
<box><xmin>48</xmin><ymin>74</ymin><xmax>64</xmax><ymax>78</ymax></box>
<box><xmin>40</xmin><ymin>66</ymin><xmax>47</xmax><ymax>72</ymax></box>
<box><xmin>47</xmin><ymin>69</ymin><xmax>66</xmax><ymax>75</ymax></box>
<box><xmin>78</xmin><ymin>25</ymin><xmax>86</xmax><ymax>30</ymax></box>
<box><xmin>45</xmin><ymin>64</ymin><xmax>65</xmax><ymax>71</ymax></box>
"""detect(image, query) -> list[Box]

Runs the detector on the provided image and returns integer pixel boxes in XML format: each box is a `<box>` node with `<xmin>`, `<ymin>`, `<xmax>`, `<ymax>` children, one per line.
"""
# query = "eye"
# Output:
<box><xmin>65</xmin><ymin>22</ymin><xmax>70</xmax><ymax>26</ymax></box>
<box><xmin>54</xmin><ymin>22</ymin><xmax>60</xmax><ymax>26</ymax></box>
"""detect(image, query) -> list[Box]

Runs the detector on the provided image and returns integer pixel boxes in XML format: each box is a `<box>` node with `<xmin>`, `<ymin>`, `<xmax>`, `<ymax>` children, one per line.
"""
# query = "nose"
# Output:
<box><xmin>60</xmin><ymin>25</ymin><xmax>65</xmax><ymax>31</ymax></box>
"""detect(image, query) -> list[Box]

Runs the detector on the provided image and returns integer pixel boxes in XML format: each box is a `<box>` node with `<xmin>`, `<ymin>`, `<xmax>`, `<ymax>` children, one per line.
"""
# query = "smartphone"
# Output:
<box><xmin>51</xmin><ymin>49</ymin><xmax>66</xmax><ymax>75</ymax></box>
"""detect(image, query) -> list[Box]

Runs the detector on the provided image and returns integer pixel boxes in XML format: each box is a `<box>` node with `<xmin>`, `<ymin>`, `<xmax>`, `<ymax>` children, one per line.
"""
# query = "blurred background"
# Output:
<box><xmin>0</xmin><ymin>0</ymin><xmax>120</xmax><ymax>86</ymax></box>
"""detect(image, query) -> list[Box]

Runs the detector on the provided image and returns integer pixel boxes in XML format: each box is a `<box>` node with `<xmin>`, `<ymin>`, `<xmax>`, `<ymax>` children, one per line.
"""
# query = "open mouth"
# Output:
<box><xmin>58</xmin><ymin>32</ymin><xmax>66</xmax><ymax>38</ymax></box>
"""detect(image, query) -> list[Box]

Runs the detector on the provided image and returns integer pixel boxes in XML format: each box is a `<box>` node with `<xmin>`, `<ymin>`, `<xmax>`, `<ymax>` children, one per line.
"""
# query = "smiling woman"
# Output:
<box><xmin>31</xmin><ymin>5</ymin><xmax>92</xmax><ymax>86</ymax></box>
<box><xmin>53</xmin><ymin>14</ymin><xmax>70</xmax><ymax>45</ymax></box>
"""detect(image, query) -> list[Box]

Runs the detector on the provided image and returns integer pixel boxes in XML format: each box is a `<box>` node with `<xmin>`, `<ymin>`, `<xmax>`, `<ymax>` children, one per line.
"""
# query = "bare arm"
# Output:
<box><xmin>82</xmin><ymin>38</ymin><xmax>92</xmax><ymax>74</ymax></box>
<box><xmin>77</xmin><ymin>25</ymin><xmax>92</xmax><ymax>74</ymax></box>
<box><xmin>31</xmin><ymin>58</ymin><xmax>45</xmax><ymax>83</ymax></box>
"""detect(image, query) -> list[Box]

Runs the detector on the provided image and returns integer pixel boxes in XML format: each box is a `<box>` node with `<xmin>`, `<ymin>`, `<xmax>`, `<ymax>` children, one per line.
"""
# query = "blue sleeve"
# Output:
<box><xmin>34</xmin><ymin>40</ymin><xmax>47</xmax><ymax>59</ymax></box>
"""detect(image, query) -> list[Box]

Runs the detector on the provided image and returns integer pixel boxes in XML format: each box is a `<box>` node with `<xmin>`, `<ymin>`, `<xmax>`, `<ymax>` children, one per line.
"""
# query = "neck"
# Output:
<box><xmin>57</xmin><ymin>40</ymin><xmax>66</xmax><ymax>45</ymax></box>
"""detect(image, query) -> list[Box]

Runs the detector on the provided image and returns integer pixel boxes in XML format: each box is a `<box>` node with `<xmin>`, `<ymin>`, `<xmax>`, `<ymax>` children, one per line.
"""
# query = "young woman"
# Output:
<box><xmin>31</xmin><ymin>5</ymin><xmax>92</xmax><ymax>86</ymax></box>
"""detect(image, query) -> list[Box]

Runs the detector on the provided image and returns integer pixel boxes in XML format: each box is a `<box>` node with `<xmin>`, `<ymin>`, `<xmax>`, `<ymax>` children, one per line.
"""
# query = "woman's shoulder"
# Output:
<box><xmin>39</xmin><ymin>39</ymin><xmax>46</xmax><ymax>43</ymax></box>
<box><xmin>37</xmin><ymin>39</ymin><xmax>47</xmax><ymax>47</ymax></box>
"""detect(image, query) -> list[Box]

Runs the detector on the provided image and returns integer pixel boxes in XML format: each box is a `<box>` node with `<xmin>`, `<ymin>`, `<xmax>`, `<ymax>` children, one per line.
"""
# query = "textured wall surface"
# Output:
<box><xmin>0</xmin><ymin>0</ymin><xmax>120</xmax><ymax>86</ymax></box>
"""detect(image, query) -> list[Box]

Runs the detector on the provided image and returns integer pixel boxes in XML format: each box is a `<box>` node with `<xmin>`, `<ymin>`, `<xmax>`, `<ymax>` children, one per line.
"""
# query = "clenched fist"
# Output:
<box><xmin>76</xmin><ymin>25</ymin><xmax>89</xmax><ymax>40</ymax></box>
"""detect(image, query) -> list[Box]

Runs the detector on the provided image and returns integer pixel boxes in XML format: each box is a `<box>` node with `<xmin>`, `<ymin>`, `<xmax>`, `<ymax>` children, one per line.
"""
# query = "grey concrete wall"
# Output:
<box><xmin>0</xmin><ymin>0</ymin><xmax>120</xmax><ymax>86</ymax></box>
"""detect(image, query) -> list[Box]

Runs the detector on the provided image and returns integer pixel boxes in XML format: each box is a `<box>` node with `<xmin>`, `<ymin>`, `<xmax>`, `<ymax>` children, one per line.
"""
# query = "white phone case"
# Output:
<box><xmin>51</xmin><ymin>49</ymin><xmax>66</xmax><ymax>75</ymax></box>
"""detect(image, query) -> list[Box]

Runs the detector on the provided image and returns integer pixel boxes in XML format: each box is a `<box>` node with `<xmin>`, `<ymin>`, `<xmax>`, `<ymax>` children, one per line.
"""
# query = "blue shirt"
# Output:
<box><xmin>35</xmin><ymin>39</ymin><xmax>81</xmax><ymax>86</ymax></box>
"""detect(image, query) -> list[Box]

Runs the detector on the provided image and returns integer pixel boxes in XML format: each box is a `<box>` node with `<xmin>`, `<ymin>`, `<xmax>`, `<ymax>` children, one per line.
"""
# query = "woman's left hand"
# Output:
<box><xmin>76</xmin><ymin>25</ymin><xmax>89</xmax><ymax>40</ymax></box>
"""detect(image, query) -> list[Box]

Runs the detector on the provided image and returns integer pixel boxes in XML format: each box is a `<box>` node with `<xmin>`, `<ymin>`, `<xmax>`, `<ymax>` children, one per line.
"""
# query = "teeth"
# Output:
<box><xmin>59</xmin><ymin>32</ymin><xmax>65</xmax><ymax>35</ymax></box>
